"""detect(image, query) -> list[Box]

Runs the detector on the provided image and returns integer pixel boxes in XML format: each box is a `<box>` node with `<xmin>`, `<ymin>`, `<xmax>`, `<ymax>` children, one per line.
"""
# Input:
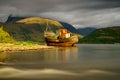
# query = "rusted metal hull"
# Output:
<box><xmin>46</xmin><ymin>42</ymin><xmax>75</xmax><ymax>47</ymax></box>
<box><xmin>45</xmin><ymin>35</ymin><xmax>78</xmax><ymax>47</ymax></box>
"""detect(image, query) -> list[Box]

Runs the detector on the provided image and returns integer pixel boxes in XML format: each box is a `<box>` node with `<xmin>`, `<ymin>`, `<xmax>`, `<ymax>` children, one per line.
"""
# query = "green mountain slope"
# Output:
<box><xmin>3</xmin><ymin>17</ymin><xmax>63</xmax><ymax>42</ymax></box>
<box><xmin>17</xmin><ymin>17</ymin><xmax>62</xmax><ymax>26</ymax></box>
<box><xmin>1</xmin><ymin>17</ymin><xmax>83</xmax><ymax>43</ymax></box>
<box><xmin>79</xmin><ymin>27</ymin><xmax>120</xmax><ymax>44</ymax></box>
<box><xmin>5</xmin><ymin>16</ymin><xmax>80</xmax><ymax>34</ymax></box>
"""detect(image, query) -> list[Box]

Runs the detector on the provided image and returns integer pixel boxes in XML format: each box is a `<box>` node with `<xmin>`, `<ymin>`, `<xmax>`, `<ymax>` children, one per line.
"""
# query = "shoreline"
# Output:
<box><xmin>0</xmin><ymin>43</ymin><xmax>54</xmax><ymax>52</ymax></box>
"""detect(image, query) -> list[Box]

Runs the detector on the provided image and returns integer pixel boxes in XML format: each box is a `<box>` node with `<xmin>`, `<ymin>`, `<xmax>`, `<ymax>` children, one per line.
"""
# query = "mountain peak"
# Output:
<box><xmin>5</xmin><ymin>15</ymin><xmax>27</xmax><ymax>23</ymax></box>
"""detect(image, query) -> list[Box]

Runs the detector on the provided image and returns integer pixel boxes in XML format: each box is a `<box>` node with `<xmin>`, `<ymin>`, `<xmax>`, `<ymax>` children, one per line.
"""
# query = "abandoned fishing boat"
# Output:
<box><xmin>44</xmin><ymin>28</ymin><xmax>79</xmax><ymax>47</ymax></box>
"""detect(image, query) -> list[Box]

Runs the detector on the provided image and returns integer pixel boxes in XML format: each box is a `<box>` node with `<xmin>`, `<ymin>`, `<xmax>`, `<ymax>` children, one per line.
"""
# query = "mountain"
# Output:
<box><xmin>3</xmin><ymin>17</ymin><xmax>63</xmax><ymax>42</ymax></box>
<box><xmin>17</xmin><ymin>17</ymin><xmax>63</xmax><ymax>27</ymax></box>
<box><xmin>5</xmin><ymin>16</ymin><xmax>81</xmax><ymax>34</ymax></box>
<box><xmin>5</xmin><ymin>15</ymin><xmax>27</xmax><ymax>23</ymax></box>
<box><xmin>60</xmin><ymin>22</ymin><xmax>79</xmax><ymax>34</ymax></box>
<box><xmin>79</xmin><ymin>27</ymin><xmax>120</xmax><ymax>44</ymax></box>
<box><xmin>0</xmin><ymin>22</ymin><xmax>3</xmax><ymax>26</ymax></box>
<box><xmin>0</xmin><ymin>22</ymin><xmax>3</xmax><ymax>24</ymax></box>
<box><xmin>1</xmin><ymin>17</ymin><xmax>83</xmax><ymax>43</ymax></box>
<box><xmin>77</xmin><ymin>27</ymin><xmax>96</xmax><ymax>36</ymax></box>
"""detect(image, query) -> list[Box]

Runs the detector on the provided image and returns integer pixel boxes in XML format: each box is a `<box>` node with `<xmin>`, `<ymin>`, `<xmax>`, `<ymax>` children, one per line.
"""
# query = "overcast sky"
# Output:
<box><xmin>0</xmin><ymin>0</ymin><xmax>120</xmax><ymax>28</ymax></box>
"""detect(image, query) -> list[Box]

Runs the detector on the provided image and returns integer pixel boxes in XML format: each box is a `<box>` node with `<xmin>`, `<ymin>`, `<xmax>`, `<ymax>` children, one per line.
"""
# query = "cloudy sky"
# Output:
<box><xmin>0</xmin><ymin>0</ymin><xmax>120</xmax><ymax>28</ymax></box>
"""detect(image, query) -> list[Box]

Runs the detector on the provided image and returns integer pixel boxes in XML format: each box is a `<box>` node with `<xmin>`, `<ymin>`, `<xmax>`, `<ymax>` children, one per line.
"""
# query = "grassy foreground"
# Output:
<box><xmin>0</xmin><ymin>26</ymin><xmax>54</xmax><ymax>52</ymax></box>
<box><xmin>0</xmin><ymin>41</ymin><xmax>54</xmax><ymax>52</ymax></box>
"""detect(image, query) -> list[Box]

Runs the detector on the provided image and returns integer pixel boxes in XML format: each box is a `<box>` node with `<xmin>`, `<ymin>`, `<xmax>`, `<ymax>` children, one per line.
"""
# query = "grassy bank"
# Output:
<box><xmin>0</xmin><ymin>26</ymin><xmax>55</xmax><ymax>52</ymax></box>
<box><xmin>0</xmin><ymin>41</ymin><xmax>54</xmax><ymax>52</ymax></box>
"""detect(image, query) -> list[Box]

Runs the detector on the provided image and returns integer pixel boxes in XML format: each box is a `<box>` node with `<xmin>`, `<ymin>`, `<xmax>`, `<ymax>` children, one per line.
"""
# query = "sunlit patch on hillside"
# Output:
<box><xmin>17</xmin><ymin>17</ymin><xmax>63</xmax><ymax>27</ymax></box>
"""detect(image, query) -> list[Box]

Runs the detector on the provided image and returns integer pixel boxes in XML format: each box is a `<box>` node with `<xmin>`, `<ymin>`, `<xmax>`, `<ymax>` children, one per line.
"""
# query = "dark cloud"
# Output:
<box><xmin>0</xmin><ymin>0</ymin><xmax>120</xmax><ymax>28</ymax></box>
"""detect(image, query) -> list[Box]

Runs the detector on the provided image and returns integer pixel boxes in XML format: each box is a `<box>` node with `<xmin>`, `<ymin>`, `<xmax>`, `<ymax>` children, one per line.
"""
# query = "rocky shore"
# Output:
<box><xmin>0</xmin><ymin>43</ymin><xmax>54</xmax><ymax>52</ymax></box>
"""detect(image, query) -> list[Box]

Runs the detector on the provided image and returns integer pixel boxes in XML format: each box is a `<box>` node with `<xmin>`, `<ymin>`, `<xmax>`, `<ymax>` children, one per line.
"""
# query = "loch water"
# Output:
<box><xmin>0</xmin><ymin>44</ymin><xmax>120</xmax><ymax>80</ymax></box>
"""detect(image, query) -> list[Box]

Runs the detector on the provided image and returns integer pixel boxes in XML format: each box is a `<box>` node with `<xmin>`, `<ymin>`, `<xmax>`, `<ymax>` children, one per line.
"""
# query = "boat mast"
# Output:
<box><xmin>45</xmin><ymin>19</ymin><xmax>48</xmax><ymax>32</ymax></box>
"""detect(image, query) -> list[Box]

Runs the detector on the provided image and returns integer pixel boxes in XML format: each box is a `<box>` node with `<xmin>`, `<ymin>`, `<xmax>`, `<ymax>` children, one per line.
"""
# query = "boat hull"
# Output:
<box><xmin>45</xmin><ymin>35</ymin><xmax>78</xmax><ymax>47</ymax></box>
<box><xmin>46</xmin><ymin>42</ymin><xmax>75</xmax><ymax>47</ymax></box>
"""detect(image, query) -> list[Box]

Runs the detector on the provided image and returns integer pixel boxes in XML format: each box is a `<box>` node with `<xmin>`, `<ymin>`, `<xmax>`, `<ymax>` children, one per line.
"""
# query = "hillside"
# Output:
<box><xmin>0</xmin><ymin>17</ymin><xmax>83</xmax><ymax>43</ymax></box>
<box><xmin>17</xmin><ymin>17</ymin><xmax>63</xmax><ymax>27</ymax></box>
<box><xmin>79</xmin><ymin>27</ymin><xmax>120</xmax><ymax>44</ymax></box>
<box><xmin>77</xmin><ymin>27</ymin><xmax>96</xmax><ymax>36</ymax></box>
<box><xmin>0</xmin><ymin>27</ymin><xmax>14</xmax><ymax>43</ymax></box>
<box><xmin>3</xmin><ymin>17</ymin><xmax>63</xmax><ymax>42</ymax></box>
<box><xmin>0</xmin><ymin>22</ymin><xmax>3</xmax><ymax>26</ymax></box>
<box><xmin>5</xmin><ymin>16</ymin><xmax>81</xmax><ymax>34</ymax></box>
<box><xmin>60</xmin><ymin>22</ymin><xmax>80</xmax><ymax>34</ymax></box>
<box><xmin>5</xmin><ymin>15</ymin><xmax>27</xmax><ymax>23</ymax></box>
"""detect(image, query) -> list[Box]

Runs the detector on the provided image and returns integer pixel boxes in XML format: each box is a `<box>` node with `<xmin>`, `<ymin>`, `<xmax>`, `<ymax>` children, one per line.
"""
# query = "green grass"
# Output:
<box><xmin>79</xmin><ymin>27</ymin><xmax>120</xmax><ymax>44</ymax></box>
<box><xmin>13</xmin><ymin>41</ymin><xmax>45</xmax><ymax>46</ymax></box>
<box><xmin>0</xmin><ymin>26</ymin><xmax>14</xmax><ymax>43</ymax></box>
<box><xmin>0</xmin><ymin>25</ymin><xmax>45</xmax><ymax>48</ymax></box>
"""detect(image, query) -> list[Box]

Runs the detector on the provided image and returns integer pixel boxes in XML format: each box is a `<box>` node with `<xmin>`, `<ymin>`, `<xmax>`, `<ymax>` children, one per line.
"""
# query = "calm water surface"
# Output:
<box><xmin>0</xmin><ymin>44</ymin><xmax>120</xmax><ymax>80</ymax></box>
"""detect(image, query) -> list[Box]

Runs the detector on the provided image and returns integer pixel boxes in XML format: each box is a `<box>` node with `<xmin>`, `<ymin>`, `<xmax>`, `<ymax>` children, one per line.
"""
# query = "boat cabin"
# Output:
<box><xmin>59</xmin><ymin>29</ymin><xmax>71</xmax><ymax>38</ymax></box>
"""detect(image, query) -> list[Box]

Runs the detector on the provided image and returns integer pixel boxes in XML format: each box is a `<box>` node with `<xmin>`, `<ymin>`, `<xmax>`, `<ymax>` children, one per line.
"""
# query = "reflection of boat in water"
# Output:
<box><xmin>44</xmin><ymin>46</ymin><xmax>78</xmax><ymax>61</ymax></box>
<box><xmin>0</xmin><ymin>46</ymin><xmax>78</xmax><ymax>65</ymax></box>
<box><xmin>44</xmin><ymin>21</ymin><xmax>79</xmax><ymax>47</ymax></box>
<box><xmin>0</xmin><ymin>53</ymin><xmax>10</xmax><ymax>65</ymax></box>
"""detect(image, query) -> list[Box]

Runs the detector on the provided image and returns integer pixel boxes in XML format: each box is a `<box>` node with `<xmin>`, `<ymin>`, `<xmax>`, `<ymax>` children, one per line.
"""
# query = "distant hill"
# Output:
<box><xmin>17</xmin><ymin>17</ymin><xmax>63</xmax><ymax>27</ymax></box>
<box><xmin>77</xmin><ymin>27</ymin><xmax>96</xmax><ymax>36</ymax></box>
<box><xmin>79</xmin><ymin>27</ymin><xmax>120</xmax><ymax>44</ymax></box>
<box><xmin>1</xmin><ymin>17</ymin><xmax>83</xmax><ymax>43</ymax></box>
<box><xmin>0</xmin><ymin>22</ymin><xmax>3</xmax><ymax>26</ymax></box>
<box><xmin>5</xmin><ymin>16</ymin><xmax>82</xmax><ymax>34</ymax></box>
<box><xmin>5</xmin><ymin>15</ymin><xmax>27</xmax><ymax>23</ymax></box>
<box><xmin>3</xmin><ymin>17</ymin><xmax>63</xmax><ymax>42</ymax></box>
<box><xmin>60</xmin><ymin>22</ymin><xmax>79</xmax><ymax>34</ymax></box>
<box><xmin>0</xmin><ymin>22</ymin><xmax>3</xmax><ymax>24</ymax></box>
